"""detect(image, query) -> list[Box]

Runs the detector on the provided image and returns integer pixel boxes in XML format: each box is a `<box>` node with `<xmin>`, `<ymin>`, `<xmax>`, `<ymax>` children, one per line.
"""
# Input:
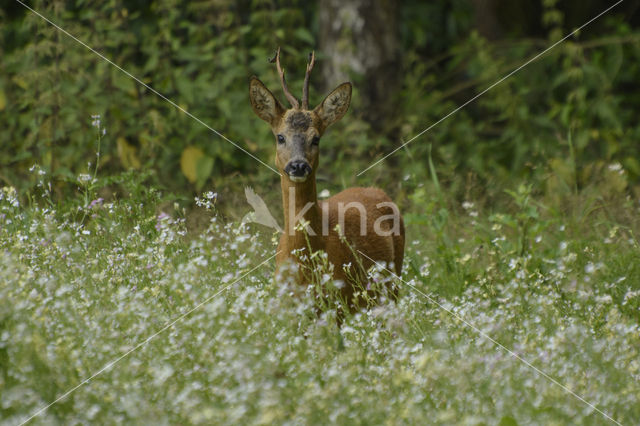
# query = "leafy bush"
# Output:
<box><xmin>390</xmin><ymin>1</ymin><xmax>640</xmax><ymax>200</ymax></box>
<box><xmin>1</xmin><ymin>0</ymin><xmax>316</xmax><ymax>196</ymax></box>
<box><xmin>2</xmin><ymin>1</ymin><xmax>639</xmax><ymax>206</ymax></box>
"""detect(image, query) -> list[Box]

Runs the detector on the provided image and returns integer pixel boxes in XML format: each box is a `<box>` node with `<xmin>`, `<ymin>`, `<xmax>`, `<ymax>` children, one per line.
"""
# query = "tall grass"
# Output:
<box><xmin>1</xmin><ymin>162</ymin><xmax>639</xmax><ymax>425</ymax></box>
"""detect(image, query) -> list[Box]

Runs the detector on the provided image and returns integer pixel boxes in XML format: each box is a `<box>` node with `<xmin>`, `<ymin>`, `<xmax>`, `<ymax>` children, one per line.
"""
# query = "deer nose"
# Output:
<box><xmin>284</xmin><ymin>160</ymin><xmax>312</xmax><ymax>179</ymax></box>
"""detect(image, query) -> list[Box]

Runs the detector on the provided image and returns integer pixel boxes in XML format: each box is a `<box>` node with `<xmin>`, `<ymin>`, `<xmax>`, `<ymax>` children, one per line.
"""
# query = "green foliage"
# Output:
<box><xmin>1</xmin><ymin>0</ymin><xmax>316</xmax><ymax>196</ymax></box>
<box><xmin>391</xmin><ymin>1</ymin><xmax>640</xmax><ymax>201</ymax></box>
<box><xmin>2</xmin><ymin>1</ymin><xmax>639</xmax><ymax>203</ymax></box>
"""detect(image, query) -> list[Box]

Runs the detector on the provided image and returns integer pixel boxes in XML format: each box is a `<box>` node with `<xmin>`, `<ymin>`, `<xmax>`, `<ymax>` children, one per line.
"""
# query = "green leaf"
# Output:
<box><xmin>195</xmin><ymin>155</ymin><xmax>214</xmax><ymax>191</ymax></box>
<box><xmin>294</xmin><ymin>28</ymin><xmax>315</xmax><ymax>45</ymax></box>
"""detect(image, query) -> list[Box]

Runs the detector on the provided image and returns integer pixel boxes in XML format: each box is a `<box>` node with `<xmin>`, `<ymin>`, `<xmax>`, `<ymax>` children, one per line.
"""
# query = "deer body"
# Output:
<box><xmin>250</xmin><ymin>49</ymin><xmax>404</xmax><ymax>309</ymax></box>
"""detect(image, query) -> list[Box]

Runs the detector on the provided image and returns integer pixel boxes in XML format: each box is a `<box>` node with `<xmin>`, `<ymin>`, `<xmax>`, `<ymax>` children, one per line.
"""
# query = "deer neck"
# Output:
<box><xmin>280</xmin><ymin>173</ymin><xmax>323</xmax><ymax>256</ymax></box>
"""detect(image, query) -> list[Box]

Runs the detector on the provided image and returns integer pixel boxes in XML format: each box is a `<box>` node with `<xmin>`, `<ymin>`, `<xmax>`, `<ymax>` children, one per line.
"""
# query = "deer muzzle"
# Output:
<box><xmin>284</xmin><ymin>160</ymin><xmax>312</xmax><ymax>182</ymax></box>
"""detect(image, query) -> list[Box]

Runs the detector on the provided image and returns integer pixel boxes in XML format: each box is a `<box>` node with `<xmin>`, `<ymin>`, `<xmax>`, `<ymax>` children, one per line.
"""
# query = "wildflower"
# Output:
<box><xmin>623</xmin><ymin>289</ymin><xmax>640</xmax><ymax>305</ymax></box>
<box><xmin>585</xmin><ymin>262</ymin><xmax>595</xmax><ymax>274</ymax></box>
<box><xmin>89</xmin><ymin>198</ymin><xmax>104</xmax><ymax>209</ymax></box>
<box><xmin>156</xmin><ymin>212</ymin><xmax>171</xmax><ymax>231</ymax></box>
<box><xmin>195</xmin><ymin>192</ymin><xmax>217</xmax><ymax>210</ymax></box>
<box><xmin>320</xmin><ymin>273</ymin><xmax>332</xmax><ymax>285</ymax></box>
<box><xmin>91</xmin><ymin>114</ymin><xmax>101</xmax><ymax>128</ymax></box>
<box><xmin>419</xmin><ymin>262</ymin><xmax>430</xmax><ymax>277</ymax></box>
<box><xmin>608</xmin><ymin>162</ymin><xmax>622</xmax><ymax>172</ymax></box>
<box><xmin>77</xmin><ymin>174</ymin><xmax>92</xmax><ymax>184</ymax></box>
<box><xmin>1</xmin><ymin>186</ymin><xmax>19</xmax><ymax>207</ymax></box>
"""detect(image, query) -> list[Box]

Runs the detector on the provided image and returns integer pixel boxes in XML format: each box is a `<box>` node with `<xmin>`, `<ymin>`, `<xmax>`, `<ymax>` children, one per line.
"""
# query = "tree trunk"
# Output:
<box><xmin>471</xmin><ymin>0</ymin><xmax>503</xmax><ymax>40</ymax></box>
<box><xmin>318</xmin><ymin>0</ymin><xmax>400</xmax><ymax>132</ymax></box>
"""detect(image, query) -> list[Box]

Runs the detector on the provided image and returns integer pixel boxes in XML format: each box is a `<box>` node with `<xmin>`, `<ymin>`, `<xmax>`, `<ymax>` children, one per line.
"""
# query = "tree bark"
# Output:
<box><xmin>471</xmin><ymin>0</ymin><xmax>503</xmax><ymax>40</ymax></box>
<box><xmin>318</xmin><ymin>0</ymin><xmax>400</xmax><ymax>132</ymax></box>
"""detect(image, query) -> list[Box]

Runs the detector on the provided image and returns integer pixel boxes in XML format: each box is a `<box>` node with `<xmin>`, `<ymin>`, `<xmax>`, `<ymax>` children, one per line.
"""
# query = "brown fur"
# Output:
<box><xmin>249</xmin><ymin>69</ymin><xmax>405</xmax><ymax>311</ymax></box>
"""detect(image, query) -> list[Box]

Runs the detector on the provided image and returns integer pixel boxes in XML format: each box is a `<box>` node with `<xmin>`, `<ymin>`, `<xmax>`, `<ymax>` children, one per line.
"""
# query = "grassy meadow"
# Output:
<box><xmin>1</xmin><ymin>161</ymin><xmax>639</xmax><ymax>425</ymax></box>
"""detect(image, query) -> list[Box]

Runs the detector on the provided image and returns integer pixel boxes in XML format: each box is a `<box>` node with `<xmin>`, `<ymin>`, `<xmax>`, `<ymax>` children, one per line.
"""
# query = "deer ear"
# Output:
<box><xmin>314</xmin><ymin>82</ymin><xmax>352</xmax><ymax>129</ymax></box>
<box><xmin>249</xmin><ymin>77</ymin><xmax>285</xmax><ymax>125</ymax></box>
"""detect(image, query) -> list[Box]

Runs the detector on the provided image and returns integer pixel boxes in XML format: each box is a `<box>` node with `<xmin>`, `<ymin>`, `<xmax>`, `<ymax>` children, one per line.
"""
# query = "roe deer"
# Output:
<box><xmin>249</xmin><ymin>48</ymin><xmax>404</xmax><ymax>311</ymax></box>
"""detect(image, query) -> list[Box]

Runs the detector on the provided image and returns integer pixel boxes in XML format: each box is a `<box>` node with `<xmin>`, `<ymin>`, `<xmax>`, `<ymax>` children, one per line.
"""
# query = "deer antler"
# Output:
<box><xmin>272</xmin><ymin>47</ymin><xmax>300</xmax><ymax>109</ymax></box>
<box><xmin>301</xmin><ymin>51</ymin><xmax>315</xmax><ymax>110</ymax></box>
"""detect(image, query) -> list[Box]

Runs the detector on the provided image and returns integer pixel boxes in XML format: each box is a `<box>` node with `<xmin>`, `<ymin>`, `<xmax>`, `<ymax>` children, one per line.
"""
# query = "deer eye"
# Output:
<box><xmin>277</xmin><ymin>134</ymin><xmax>285</xmax><ymax>144</ymax></box>
<box><xmin>311</xmin><ymin>136</ymin><xmax>320</xmax><ymax>146</ymax></box>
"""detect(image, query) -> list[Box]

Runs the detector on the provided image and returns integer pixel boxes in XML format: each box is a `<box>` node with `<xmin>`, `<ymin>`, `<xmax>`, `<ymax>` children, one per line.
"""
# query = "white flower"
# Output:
<box><xmin>585</xmin><ymin>263</ymin><xmax>595</xmax><ymax>274</ymax></box>
<box><xmin>91</xmin><ymin>114</ymin><xmax>101</xmax><ymax>128</ymax></box>
<box><xmin>608</xmin><ymin>162</ymin><xmax>622</xmax><ymax>172</ymax></box>
<box><xmin>462</xmin><ymin>201</ymin><xmax>474</xmax><ymax>210</ymax></box>
<box><xmin>623</xmin><ymin>289</ymin><xmax>640</xmax><ymax>305</ymax></box>
<box><xmin>77</xmin><ymin>174</ymin><xmax>92</xmax><ymax>184</ymax></box>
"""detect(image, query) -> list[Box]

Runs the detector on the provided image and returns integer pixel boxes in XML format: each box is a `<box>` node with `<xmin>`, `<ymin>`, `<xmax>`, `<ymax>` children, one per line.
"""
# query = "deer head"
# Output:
<box><xmin>249</xmin><ymin>48</ymin><xmax>352</xmax><ymax>182</ymax></box>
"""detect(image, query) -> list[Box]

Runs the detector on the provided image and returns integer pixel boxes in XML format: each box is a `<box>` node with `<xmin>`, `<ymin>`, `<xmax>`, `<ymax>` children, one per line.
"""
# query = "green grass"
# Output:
<box><xmin>1</xmin><ymin>170</ymin><xmax>639</xmax><ymax>425</ymax></box>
